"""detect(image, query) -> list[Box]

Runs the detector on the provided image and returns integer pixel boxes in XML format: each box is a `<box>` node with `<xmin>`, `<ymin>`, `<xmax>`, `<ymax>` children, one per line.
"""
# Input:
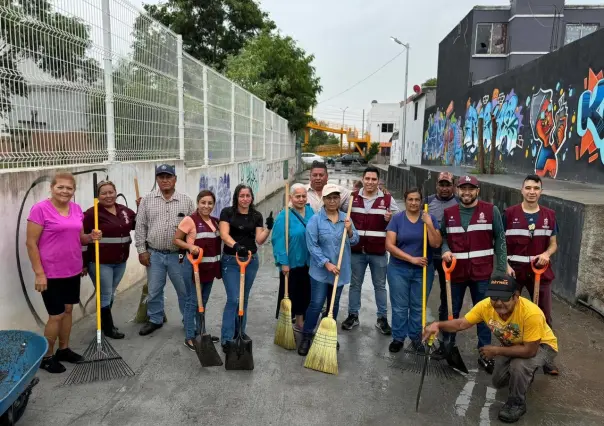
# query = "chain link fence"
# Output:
<box><xmin>0</xmin><ymin>0</ymin><xmax>295</xmax><ymax>170</ymax></box>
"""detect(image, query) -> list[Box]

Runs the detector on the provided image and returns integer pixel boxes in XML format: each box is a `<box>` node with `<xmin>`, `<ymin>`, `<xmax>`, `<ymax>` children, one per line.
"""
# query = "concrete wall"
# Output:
<box><xmin>424</xmin><ymin>26</ymin><xmax>604</xmax><ymax>184</ymax></box>
<box><xmin>1</xmin><ymin>156</ymin><xmax>297</xmax><ymax>330</ymax></box>
<box><xmin>401</xmin><ymin>94</ymin><xmax>430</xmax><ymax>165</ymax></box>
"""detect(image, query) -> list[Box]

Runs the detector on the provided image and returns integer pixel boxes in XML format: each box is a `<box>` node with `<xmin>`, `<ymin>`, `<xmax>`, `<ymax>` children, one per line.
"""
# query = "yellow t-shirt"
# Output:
<box><xmin>464</xmin><ymin>297</ymin><xmax>558</xmax><ymax>352</ymax></box>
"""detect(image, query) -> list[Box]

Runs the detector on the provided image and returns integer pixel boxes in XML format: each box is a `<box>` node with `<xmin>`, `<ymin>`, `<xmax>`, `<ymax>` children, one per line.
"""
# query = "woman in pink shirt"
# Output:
<box><xmin>26</xmin><ymin>172</ymin><xmax>102</xmax><ymax>374</ymax></box>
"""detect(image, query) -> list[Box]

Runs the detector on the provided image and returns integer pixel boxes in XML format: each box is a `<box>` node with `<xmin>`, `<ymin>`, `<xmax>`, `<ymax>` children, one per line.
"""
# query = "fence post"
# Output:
<box><xmin>263</xmin><ymin>107</ymin><xmax>266</xmax><ymax>160</ymax></box>
<box><xmin>249</xmin><ymin>96</ymin><xmax>253</xmax><ymax>161</ymax></box>
<box><xmin>202</xmin><ymin>66</ymin><xmax>209</xmax><ymax>167</ymax></box>
<box><xmin>101</xmin><ymin>0</ymin><xmax>115</xmax><ymax>163</ymax></box>
<box><xmin>490</xmin><ymin>113</ymin><xmax>497</xmax><ymax>174</ymax></box>
<box><xmin>176</xmin><ymin>35</ymin><xmax>185</xmax><ymax>161</ymax></box>
<box><xmin>477</xmin><ymin>117</ymin><xmax>485</xmax><ymax>174</ymax></box>
<box><xmin>231</xmin><ymin>84</ymin><xmax>235</xmax><ymax>163</ymax></box>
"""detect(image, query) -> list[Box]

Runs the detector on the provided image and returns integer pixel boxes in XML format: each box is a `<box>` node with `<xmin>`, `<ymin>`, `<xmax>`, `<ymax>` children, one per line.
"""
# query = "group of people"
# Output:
<box><xmin>25</xmin><ymin>160</ymin><xmax>559</xmax><ymax>423</ymax></box>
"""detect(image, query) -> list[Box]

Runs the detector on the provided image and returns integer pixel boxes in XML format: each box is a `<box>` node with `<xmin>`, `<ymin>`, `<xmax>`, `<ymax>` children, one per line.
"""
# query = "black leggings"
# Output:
<box><xmin>275</xmin><ymin>265</ymin><xmax>311</xmax><ymax>318</ymax></box>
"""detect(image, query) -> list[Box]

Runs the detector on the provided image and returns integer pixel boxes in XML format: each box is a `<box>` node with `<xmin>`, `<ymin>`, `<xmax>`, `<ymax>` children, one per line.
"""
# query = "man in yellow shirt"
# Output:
<box><xmin>423</xmin><ymin>274</ymin><xmax>558</xmax><ymax>424</ymax></box>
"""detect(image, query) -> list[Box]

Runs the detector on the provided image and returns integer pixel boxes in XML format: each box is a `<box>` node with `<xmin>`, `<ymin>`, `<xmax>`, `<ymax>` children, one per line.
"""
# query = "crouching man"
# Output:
<box><xmin>422</xmin><ymin>274</ymin><xmax>558</xmax><ymax>423</ymax></box>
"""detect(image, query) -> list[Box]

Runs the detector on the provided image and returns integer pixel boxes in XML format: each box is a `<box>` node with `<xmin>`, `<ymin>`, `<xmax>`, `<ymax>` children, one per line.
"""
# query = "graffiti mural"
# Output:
<box><xmin>199</xmin><ymin>173</ymin><xmax>231</xmax><ymax>216</ymax></box>
<box><xmin>238</xmin><ymin>162</ymin><xmax>260</xmax><ymax>195</ymax></box>
<box><xmin>577</xmin><ymin>68</ymin><xmax>604</xmax><ymax>164</ymax></box>
<box><xmin>528</xmin><ymin>87</ymin><xmax>568</xmax><ymax>178</ymax></box>
<box><xmin>423</xmin><ymin>102</ymin><xmax>463</xmax><ymax>165</ymax></box>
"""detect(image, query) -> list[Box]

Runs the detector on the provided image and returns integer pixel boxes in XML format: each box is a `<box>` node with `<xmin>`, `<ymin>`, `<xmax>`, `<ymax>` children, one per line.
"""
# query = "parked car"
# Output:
<box><xmin>340</xmin><ymin>153</ymin><xmax>368</xmax><ymax>166</ymax></box>
<box><xmin>301</xmin><ymin>153</ymin><xmax>325</xmax><ymax>164</ymax></box>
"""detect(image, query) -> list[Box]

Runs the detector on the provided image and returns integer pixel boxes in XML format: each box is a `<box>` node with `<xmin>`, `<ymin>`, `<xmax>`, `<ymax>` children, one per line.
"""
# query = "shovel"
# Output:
<box><xmin>187</xmin><ymin>250</ymin><xmax>223</xmax><ymax>367</ymax></box>
<box><xmin>531</xmin><ymin>260</ymin><xmax>548</xmax><ymax>305</ymax></box>
<box><xmin>441</xmin><ymin>257</ymin><xmax>469</xmax><ymax>374</ymax></box>
<box><xmin>225</xmin><ymin>251</ymin><xmax>254</xmax><ymax>371</ymax></box>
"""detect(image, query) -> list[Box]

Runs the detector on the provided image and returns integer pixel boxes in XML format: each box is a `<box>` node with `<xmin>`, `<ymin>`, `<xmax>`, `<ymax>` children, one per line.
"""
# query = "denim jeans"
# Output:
<box><xmin>220</xmin><ymin>253</ymin><xmax>259</xmax><ymax>343</ymax></box>
<box><xmin>348</xmin><ymin>252</ymin><xmax>388</xmax><ymax>319</ymax></box>
<box><xmin>387</xmin><ymin>264</ymin><xmax>434</xmax><ymax>342</ymax></box>
<box><xmin>444</xmin><ymin>279</ymin><xmax>491</xmax><ymax>348</ymax></box>
<box><xmin>181</xmin><ymin>256</ymin><xmax>214</xmax><ymax>340</ymax></box>
<box><xmin>147</xmin><ymin>249</ymin><xmax>187</xmax><ymax>325</ymax></box>
<box><xmin>88</xmin><ymin>262</ymin><xmax>127</xmax><ymax>308</ymax></box>
<box><xmin>303</xmin><ymin>278</ymin><xmax>344</xmax><ymax>335</ymax></box>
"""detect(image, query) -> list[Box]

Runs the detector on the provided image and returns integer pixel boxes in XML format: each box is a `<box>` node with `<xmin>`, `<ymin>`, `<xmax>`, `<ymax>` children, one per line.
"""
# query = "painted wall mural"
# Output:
<box><xmin>199</xmin><ymin>173</ymin><xmax>231</xmax><ymax>216</ymax></box>
<box><xmin>576</xmin><ymin>68</ymin><xmax>604</xmax><ymax>165</ymax></box>
<box><xmin>237</xmin><ymin>162</ymin><xmax>261</xmax><ymax>196</ymax></box>
<box><xmin>423</xmin><ymin>101</ymin><xmax>463</xmax><ymax>166</ymax></box>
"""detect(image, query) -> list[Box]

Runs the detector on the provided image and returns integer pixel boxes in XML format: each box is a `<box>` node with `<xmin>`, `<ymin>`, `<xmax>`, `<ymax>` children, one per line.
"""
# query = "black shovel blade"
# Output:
<box><xmin>445</xmin><ymin>343</ymin><xmax>469</xmax><ymax>374</ymax></box>
<box><xmin>193</xmin><ymin>334</ymin><xmax>223</xmax><ymax>367</ymax></box>
<box><xmin>224</xmin><ymin>336</ymin><xmax>254</xmax><ymax>370</ymax></box>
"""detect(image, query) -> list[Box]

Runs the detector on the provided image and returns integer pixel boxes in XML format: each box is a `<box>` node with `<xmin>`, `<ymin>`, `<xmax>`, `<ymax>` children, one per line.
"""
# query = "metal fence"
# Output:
<box><xmin>0</xmin><ymin>0</ymin><xmax>295</xmax><ymax>170</ymax></box>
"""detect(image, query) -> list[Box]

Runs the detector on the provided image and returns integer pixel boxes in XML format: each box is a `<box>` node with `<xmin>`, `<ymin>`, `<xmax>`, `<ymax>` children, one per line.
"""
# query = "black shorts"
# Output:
<box><xmin>41</xmin><ymin>275</ymin><xmax>81</xmax><ymax>316</ymax></box>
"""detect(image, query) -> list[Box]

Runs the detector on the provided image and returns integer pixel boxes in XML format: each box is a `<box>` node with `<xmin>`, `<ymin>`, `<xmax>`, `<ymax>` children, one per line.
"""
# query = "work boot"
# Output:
<box><xmin>298</xmin><ymin>335</ymin><xmax>312</xmax><ymax>356</ymax></box>
<box><xmin>389</xmin><ymin>340</ymin><xmax>404</xmax><ymax>353</ymax></box>
<box><xmin>101</xmin><ymin>307</ymin><xmax>125</xmax><ymax>339</ymax></box>
<box><xmin>497</xmin><ymin>397</ymin><xmax>527</xmax><ymax>423</ymax></box>
<box><xmin>40</xmin><ymin>355</ymin><xmax>66</xmax><ymax>374</ymax></box>
<box><xmin>55</xmin><ymin>348</ymin><xmax>83</xmax><ymax>364</ymax></box>
<box><xmin>139</xmin><ymin>321</ymin><xmax>163</xmax><ymax>336</ymax></box>
<box><xmin>375</xmin><ymin>317</ymin><xmax>392</xmax><ymax>335</ymax></box>
<box><xmin>478</xmin><ymin>353</ymin><xmax>495</xmax><ymax>374</ymax></box>
<box><xmin>341</xmin><ymin>314</ymin><xmax>359</xmax><ymax>330</ymax></box>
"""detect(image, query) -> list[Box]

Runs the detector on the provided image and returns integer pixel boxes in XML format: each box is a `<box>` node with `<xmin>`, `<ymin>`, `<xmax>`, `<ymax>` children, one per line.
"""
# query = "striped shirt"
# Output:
<box><xmin>135</xmin><ymin>189</ymin><xmax>195</xmax><ymax>253</ymax></box>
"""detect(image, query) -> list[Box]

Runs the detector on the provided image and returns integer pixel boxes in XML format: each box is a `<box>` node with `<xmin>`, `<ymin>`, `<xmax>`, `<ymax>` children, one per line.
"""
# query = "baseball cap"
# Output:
<box><xmin>457</xmin><ymin>175</ymin><xmax>479</xmax><ymax>187</ymax></box>
<box><xmin>155</xmin><ymin>164</ymin><xmax>176</xmax><ymax>176</ymax></box>
<box><xmin>485</xmin><ymin>274</ymin><xmax>518</xmax><ymax>300</ymax></box>
<box><xmin>322</xmin><ymin>184</ymin><xmax>341</xmax><ymax>197</ymax></box>
<box><xmin>438</xmin><ymin>172</ymin><xmax>454</xmax><ymax>183</ymax></box>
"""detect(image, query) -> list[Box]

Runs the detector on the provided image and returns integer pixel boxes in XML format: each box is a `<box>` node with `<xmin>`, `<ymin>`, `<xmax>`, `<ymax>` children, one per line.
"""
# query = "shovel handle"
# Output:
<box><xmin>236</xmin><ymin>251</ymin><xmax>251</xmax><ymax>316</ymax></box>
<box><xmin>531</xmin><ymin>260</ymin><xmax>546</xmax><ymax>305</ymax></box>
<box><xmin>442</xmin><ymin>258</ymin><xmax>456</xmax><ymax>321</ymax></box>
<box><xmin>187</xmin><ymin>249</ymin><xmax>204</xmax><ymax>268</ymax></box>
<box><xmin>187</xmin><ymin>250</ymin><xmax>204</xmax><ymax>313</ymax></box>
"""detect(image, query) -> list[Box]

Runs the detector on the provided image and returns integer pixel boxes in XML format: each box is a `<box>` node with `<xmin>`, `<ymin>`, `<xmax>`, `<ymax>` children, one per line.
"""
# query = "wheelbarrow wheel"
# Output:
<box><xmin>0</xmin><ymin>377</ymin><xmax>38</xmax><ymax>426</ymax></box>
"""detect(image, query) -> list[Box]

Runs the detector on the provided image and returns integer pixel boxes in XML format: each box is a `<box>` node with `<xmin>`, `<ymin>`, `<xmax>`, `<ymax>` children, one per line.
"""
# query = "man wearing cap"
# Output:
<box><xmin>423</xmin><ymin>274</ymin><xmax>558</xmax><ymax>423</ymax></box>
<box><xmin>441</xmin><ymin>175</ymin><xmax>507</xmax><ymax>373</ymax></box>
<box><xmin>425</xmin><ymin>172</ymin><xmax>459</xmax><ymax>358</ymax></box>
<box><xmin>341</xmin><ymin>166</ymin><xmax>400</xmax><ymax>335</ymax></box>
<box><xmin>306</xmin><ymin>161</ymin><xmax>351</xmax><ymax>213</ymax></box>
<box><xmin>135</xmin><ymin>164</ymin><xmax>195</xmax><ymax>336</ymax></box>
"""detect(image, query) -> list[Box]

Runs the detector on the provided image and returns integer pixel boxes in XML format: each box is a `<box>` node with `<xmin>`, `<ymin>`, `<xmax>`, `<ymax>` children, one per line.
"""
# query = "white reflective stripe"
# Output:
<box><xmin>507</xmin><ymin>255</ymin><xmax>535</xmax><ymax>263</ymax></box>
<box><xmin>505</xmin><ymin>229</ymin><xmax>530</xmax><ymax>236</ymax></box>
<box><xmin>100</xmin><ymin>236</ymin><xmax>132</xmax><ymax>244</ymax></box>
<box><xmin>81</xmin><ymin>246</ymin><xmax>88</xmax><ymax>252</ymax></box>
<box><xmin>358</xmin><ymin>230</ymin><xmax>387</xmax><ymax>237</ymax></box>
<box><xmin>201</xmin><ymin>255</ymin><xmax>221</xmax><ymax>263</ymax></box>
<box><xmin>533</xmin><ymin>229</ymin><xmax>552</xmax><ymax>236</ymax></box>
<box><xmin>351</xmin><ymin>208</ymin><xmax>387</xmax><ymax>215</ymax></box>
<box><xmin>446</xmin><ymin>226</ymin><xmax>465</xmax><ymax>234</ymax></box>
<box><xmin>196</xmin><ymin>232</ymin><xmax>219</xmax><ymax>239</ymax></box>
<box><xmin>467</xmin><ymin>224</ymin><xmax>492</xmax><ymax>231</ymax></box>
<box><xmin>452</xmin><ymin>249</ymin><xmax>494</xmax><ymax>260</ymax></box>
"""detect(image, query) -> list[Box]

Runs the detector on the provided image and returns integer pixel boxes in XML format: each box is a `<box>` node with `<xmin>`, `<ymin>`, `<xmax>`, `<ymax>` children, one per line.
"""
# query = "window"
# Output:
<box><xmin>565</xmin><ymin>24</ymin><xmax>599</xmax><ymax>45</ymax></box>
<box><xmin>475</xmin><ymin>23</ymin><xmax>507</xmax><ymax>55</ymax></box>
<box><xmin>414</xmin><ymin>102</ymin><xmax>419</xmax><ymax>121</ymax></box>
<box><xmin>381</xmin><ymin>123</ymin><xmax>394</xmax><ymax>133</ymax></box>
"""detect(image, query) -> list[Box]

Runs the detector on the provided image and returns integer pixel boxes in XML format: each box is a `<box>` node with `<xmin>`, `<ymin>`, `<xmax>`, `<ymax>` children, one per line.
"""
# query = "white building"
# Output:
<box><xmin>366</xmin><ymin>101</ymin><xmax>400</xmax><ymax>143</ymax></box>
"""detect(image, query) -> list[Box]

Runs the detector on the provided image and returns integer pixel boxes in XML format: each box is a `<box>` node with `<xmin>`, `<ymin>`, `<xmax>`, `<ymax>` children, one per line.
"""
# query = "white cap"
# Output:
<box><xmin>322</xmin><ymin>184</ymin><xmax>341</xmax><ymax>197</ymax></box>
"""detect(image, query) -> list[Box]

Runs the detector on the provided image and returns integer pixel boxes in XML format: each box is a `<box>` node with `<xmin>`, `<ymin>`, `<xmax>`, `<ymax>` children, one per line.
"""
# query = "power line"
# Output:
<box><xmin>316</xmin><ymin>50</ymin><xmax>405</xmax><ymax>105</ymax></box>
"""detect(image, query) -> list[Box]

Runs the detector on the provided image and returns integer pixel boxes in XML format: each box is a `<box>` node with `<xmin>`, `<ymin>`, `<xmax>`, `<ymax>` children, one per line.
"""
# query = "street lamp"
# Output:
<box><xmin>339</xmin><ymin>106</ymin><xmax>348</xmax><ymax>155</ymax></box>
<box><xmin>390</xmin><ymin>36</ymin><xmax>410</xmax><ymax>166</ymax></box>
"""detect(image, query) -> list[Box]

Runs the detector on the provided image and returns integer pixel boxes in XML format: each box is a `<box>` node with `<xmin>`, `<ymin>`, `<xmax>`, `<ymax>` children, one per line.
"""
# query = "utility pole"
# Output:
<box><xmin>390</xmin><ymin>36</ymin><xmax>410</xmax><ymax>166</ymax></box>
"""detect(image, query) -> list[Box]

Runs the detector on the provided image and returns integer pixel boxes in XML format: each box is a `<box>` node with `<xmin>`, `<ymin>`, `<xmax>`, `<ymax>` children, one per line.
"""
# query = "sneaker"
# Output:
<box><xmin>298</xmin><ymin>337</ymin><xmax>312</xmax><ymax>356</ymax></box>
<box><xmin>478</xmin><ymin>353</ymin><xmax>495</xmax><ymax>374</ymax></box>
<box><xmin>498</xmin><ymin>397</ymin><xmax>527</xmax><ymax>423</ymax></box>
<box><xmin>184</xmin><ymin>340</ymin><xmax>195</xmax><ymax>351</ymax></box>
<box><xmin>139</xmin><ymin>321</ymin><xmax>163</xmax><ymax>336</ymax></box>
<box><xmin>55</xmin><ymin>348</ymin><xmax>83</xmax><ymax>364</ymax></box>
<box><xmin>543</xmin><ymin>362</ymin><xmax>559</xmax><ymax>376</ymax></box>
<box><xmin>40</xmin><ymin>355</ymin><xmax>66</xmax><ymax>374</ymax></box>
<box><xmin>389</xmin><ymin>340</ymin><xmax>404</xmax><ymax>353</ymax></box>
<box><xmin>211</xmin><ymin>335</ymin><xmax>220</xmax><ymax>344</ymax></box>
<box><xmin>375</xmin><ymin>317</ymin><xmax>392</xmax><ymax>335</ymax></box>
<box><xmin>341</xmin><ymin>314</ymin><xmax>359</xmax><ymax>330</ymax></box>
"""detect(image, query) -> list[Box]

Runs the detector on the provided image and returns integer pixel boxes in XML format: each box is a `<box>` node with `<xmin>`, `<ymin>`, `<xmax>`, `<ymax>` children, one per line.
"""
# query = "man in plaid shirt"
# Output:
<box><xmin>135</xmin><ymin>164</ymin><xmax>195</xmax><ymax>336</ymax></box>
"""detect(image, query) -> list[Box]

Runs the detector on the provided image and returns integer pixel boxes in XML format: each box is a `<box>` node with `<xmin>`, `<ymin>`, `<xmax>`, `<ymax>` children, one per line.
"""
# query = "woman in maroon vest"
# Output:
<box><xmin>174</xmin><ymin>189</ymin><xmax>222</xmax><ymax>351</ymax></box>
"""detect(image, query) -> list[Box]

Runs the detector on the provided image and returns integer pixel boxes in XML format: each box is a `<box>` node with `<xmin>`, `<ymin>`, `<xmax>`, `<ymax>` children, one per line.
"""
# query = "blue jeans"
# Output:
<box><xmin>303</xmin><ymin>278</ymin><xmax>344</xmax><ymax>335</ymax></box>
<box><xmin>147</xmin><ymin>249</ymin><xmax>187</xmax><ymax>325</ymax></box>
<box><xmin>221</xmin><ymin>254</ymin><xmax>259</xmax><ymax>343</ymax></box>
<box><xmin>349</xmin><ymin>252</ymin><xmax>388</xmax><ymax>318</ymax></box>
<box><xmin>88</xmin><ymin>262</ymin><xmax>127</xmax><ymax>308</ymax></box>
<box><xmin>387</xmin><ymin>264</ymin><xmax>434</xmax><ymax>342</ymax></box>
<box><xmin>443</xmin><ymin>279</ymin><xmax>491</xmax><ymax>348</ymax></box>
<box><xmin>181</xmin><ymin>256</ymin><xmax>214</xmax><ymax>340</ymax></box>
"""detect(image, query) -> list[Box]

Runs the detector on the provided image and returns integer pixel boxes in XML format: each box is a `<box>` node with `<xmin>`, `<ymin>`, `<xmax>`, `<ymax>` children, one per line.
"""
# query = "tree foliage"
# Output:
<box><xmin>422</xmin><ymin>77</ymin><xmax>437</xmax><ymax>87</ymax></box>
<box><xmin>307</xmin><ymin>129</ymin><xmax>340</xmax><ymax>149</ymax></box>
<box><xmin>365</xmin><ymin>142</ymin><xmax>380</xmax><ymax>162</ymax></box>
<box><xmin>0</xmin><ymin>0</ymin><xmax>99</xmax><ymax>117</ymax></box>
<box><xmin>143</xmin><ymin>0</ymin><xmax>273</xmax><ymax>71</ymax></box>
<box><xmin>225</xmin><ymin>31</ymin><xmax>322</xmax><ymax>132</ymax></box>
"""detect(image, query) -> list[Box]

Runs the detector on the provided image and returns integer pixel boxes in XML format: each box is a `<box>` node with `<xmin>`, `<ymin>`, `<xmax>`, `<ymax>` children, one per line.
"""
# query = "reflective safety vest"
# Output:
<box><xmin>190</xmin><ymin>212</ymin><xmax>222</xmax><ymax>282</ymax></box>
<box><xmin>504</xmin><ymin>203</ymin><xmax>556</xmax><ymax>281</ymax></box>
<box><xmin>444</xmin><ymin>200</ymin><xmax>495</xmax><ymax>282</ymax></box>
<box><xmin>350</xmin><ymin>191</ymin><xmax>391</xmax><ymax>255</ymax></box>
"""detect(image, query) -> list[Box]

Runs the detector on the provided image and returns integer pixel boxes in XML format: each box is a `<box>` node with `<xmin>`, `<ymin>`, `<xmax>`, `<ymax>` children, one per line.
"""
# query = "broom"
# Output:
<box><xmin>304</xmin><ymin>200</ymin><xmax>353</xmax><ymax>375</ymax></box>
<box><xmin>65</xmin><ymin>173</ymin><xmax>135</xmax><ymax>385</ymax></box>
<box><xmin>274</xmin><ymin>182</ymin><xmax>296</xmax><ymax>349</ymax></box>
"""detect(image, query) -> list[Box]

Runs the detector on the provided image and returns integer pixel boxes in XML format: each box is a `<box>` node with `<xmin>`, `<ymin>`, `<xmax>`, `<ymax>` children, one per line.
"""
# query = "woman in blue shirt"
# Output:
<box><xmin>385</xmin><ymin>188</ymin><xmax>442</xmax><ymax>354</ymax></box>
<box><xmin>272</xmin><ymin>183</ymin><xmax>315</xmax><ymax>331</ymax></box>
<box><xmin>298</xmin><ymin>184</ymin><xmax>360</xmax><ymax>356</ymax></box>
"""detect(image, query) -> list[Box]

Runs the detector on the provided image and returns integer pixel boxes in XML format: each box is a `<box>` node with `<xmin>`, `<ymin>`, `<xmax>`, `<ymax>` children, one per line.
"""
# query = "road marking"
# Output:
<box><xmin>479</xmin><ymin>386</ymin><xmax>497</xmax><ymax>425</ymax></box>
<box><xmin>455</xmin><ymin>369</ymin><xmax>478</xmax><ymax>416</ymax></box>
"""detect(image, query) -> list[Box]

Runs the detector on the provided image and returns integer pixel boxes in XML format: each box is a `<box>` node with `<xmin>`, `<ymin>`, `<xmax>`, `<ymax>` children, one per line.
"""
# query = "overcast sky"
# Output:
<box><xmin>131</xmin><ymin>0</ymin><xmax>604</xmax><ymax>129</ymax></box>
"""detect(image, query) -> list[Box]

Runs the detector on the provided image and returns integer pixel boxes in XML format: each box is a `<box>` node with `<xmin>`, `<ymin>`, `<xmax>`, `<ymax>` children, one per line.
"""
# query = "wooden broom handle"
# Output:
<box><xmin>284</xmin><ymin>182</ymin><xmax>290</xmax><ymax>298</ymax></box>
<box><xmin>327</xmin><ymin>199</ymin><xmax>354</xmax><ymax>317</ymax></box>
<box><xmin>134</xmin><ymin>177</ymin><xmax>140</xmax><ymax>199</ymax></box>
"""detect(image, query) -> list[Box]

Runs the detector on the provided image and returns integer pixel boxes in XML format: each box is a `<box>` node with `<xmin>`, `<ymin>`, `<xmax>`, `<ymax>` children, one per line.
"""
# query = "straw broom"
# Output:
<box><xmin>304</xmin><ymin>200</ymin><xmax>353</xmax><ymax>375</ymax></box>
<box><xmin>274</xmin><ymin>182</ymin><xmax>296</xmax><ymax>349</ymax></box>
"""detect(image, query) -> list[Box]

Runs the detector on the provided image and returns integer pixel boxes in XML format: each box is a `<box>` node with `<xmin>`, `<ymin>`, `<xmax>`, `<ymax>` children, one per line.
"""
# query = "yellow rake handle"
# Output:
<box><xmin>422</xmin><ymin>204</ymin><xmax>433</xmax><ymax>345</ymax></box>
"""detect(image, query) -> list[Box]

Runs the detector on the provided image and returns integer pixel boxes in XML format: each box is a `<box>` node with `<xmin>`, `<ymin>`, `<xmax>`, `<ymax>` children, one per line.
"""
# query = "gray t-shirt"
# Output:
<box><xmin>426</xmin><ymin>194</ymin><xmax>458</xmax><ymax>259</ymax></box>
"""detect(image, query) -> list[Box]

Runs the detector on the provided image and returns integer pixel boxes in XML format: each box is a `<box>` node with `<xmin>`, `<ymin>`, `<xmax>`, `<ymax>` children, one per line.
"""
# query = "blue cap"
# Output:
<box><xmin>155</xmin><ymin>164</ymin><xmax>176</xmax><ymax>176</ymax></box>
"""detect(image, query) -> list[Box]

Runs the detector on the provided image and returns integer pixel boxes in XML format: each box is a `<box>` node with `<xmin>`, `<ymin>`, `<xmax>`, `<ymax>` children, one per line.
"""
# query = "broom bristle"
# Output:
<box><xmin>304</xmin><ymin>317</ymin><xmax>338</xmax><ymax>375</ymax></box>
<box><xmin>274</xmin><ymin>298</ymin><xmax>296</xmax><ymax>349</ymax></box>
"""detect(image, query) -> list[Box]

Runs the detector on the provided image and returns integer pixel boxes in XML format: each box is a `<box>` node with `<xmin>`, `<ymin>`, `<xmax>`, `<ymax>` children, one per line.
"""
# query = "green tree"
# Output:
<box><xmin>422</xmin><ymin>77</ymin><xmax>437</xmax><ymax>87</ymax></box>
<box><xmin>225</xmin><ymin>31</ymin><xmax>322</xmax><ymax>132</ymax></box>
<box><xmin>365</xmin><ymin>142</ymin><xmax>380</xmax><ymax>162</ymax></box>
<box><xmin>0</xmin><ymin>0</ymin><xmax>99</xmax><ymax>117</ymax></box>
<box><xmin>143</xmin><ymin>0</ymin><xmax>273</xmax><ymax>71</ymax></box>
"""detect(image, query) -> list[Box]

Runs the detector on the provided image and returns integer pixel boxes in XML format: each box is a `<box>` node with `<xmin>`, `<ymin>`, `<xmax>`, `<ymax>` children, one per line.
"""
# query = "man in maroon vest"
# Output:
<box><xmin>504</xmin><ymin>174</ymin><xmax>559</xmax><ymax>375</ymax></box>
<box><xmin>341</xmin><ymin>166</ymin><xmax>399</xmax><ymax>334</ymax></box>
<box><xmin>441</xmin><ymin>175</ymin><xmax>507</xmax><ymax>374</ymax></box>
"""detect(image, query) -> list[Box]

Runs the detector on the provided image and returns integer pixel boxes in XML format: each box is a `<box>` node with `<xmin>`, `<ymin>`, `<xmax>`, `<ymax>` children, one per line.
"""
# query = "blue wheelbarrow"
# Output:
<box><xmin>0</xmin><ymin>331</ymin><xmax>48</xmax><ymax>426</ymax></box>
